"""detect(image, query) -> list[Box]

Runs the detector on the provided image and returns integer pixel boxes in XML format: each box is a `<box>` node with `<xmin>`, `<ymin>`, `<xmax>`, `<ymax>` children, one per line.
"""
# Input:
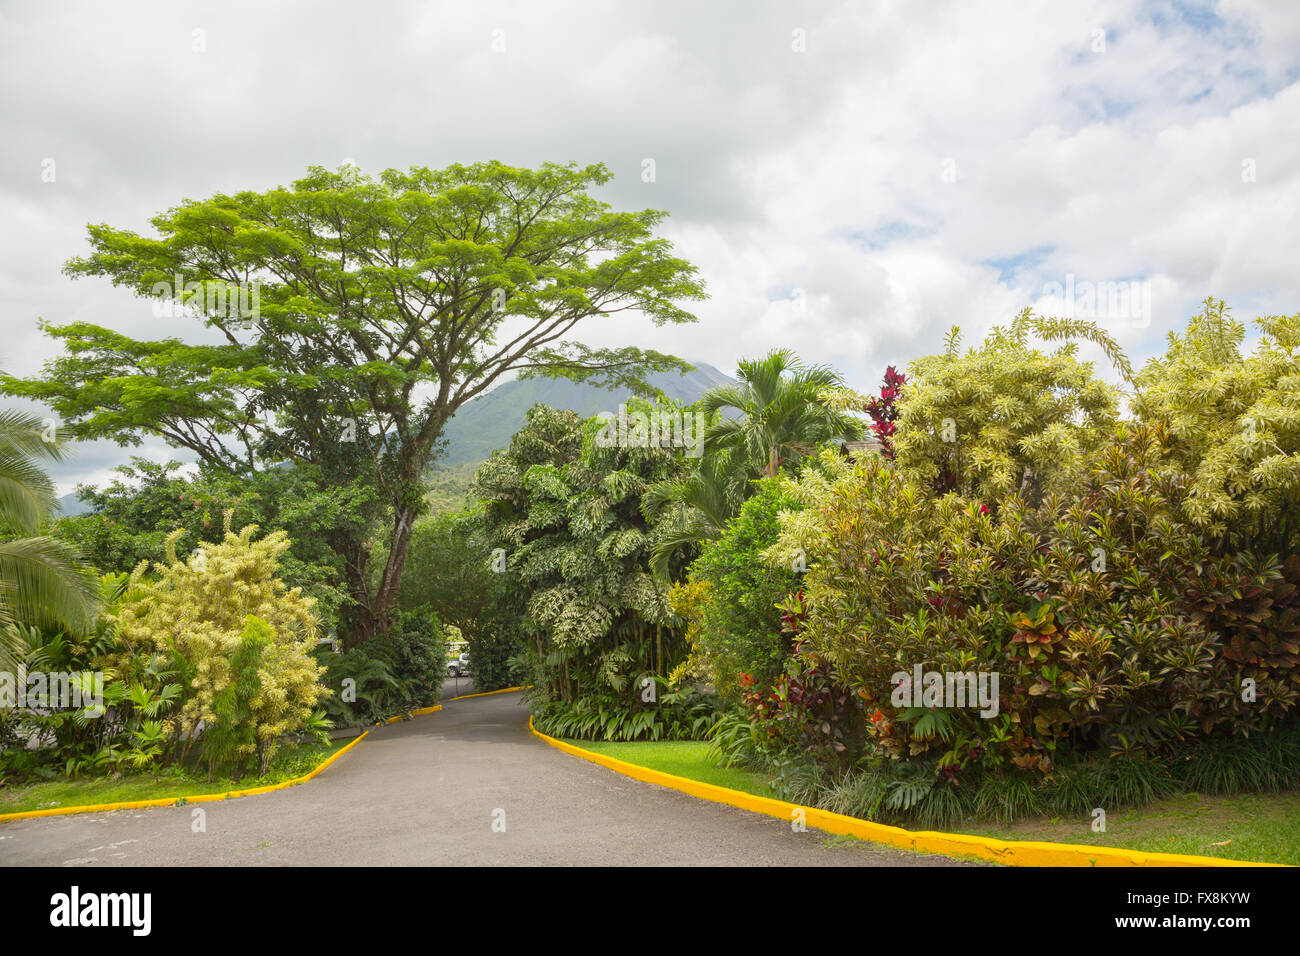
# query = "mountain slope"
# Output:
<box><xmin>433</xmin><ymin>362</ymin><xmax>737</xmax><ymax>467</ymax></box>
<box><xmin>57</xmin><ymin>492</ymin><xmax>91</xmax><ymax>517</ymax></box>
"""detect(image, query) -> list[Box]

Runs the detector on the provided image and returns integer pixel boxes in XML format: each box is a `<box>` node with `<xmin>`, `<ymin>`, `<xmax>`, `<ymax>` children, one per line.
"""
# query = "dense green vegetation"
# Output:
<box><xmin>703</xmin><ymin>300</ymin><xmax>1300</xmax><ymax>829</ymax></box>
<box><xmin>489</xmin><ymin>298</ymin><xmax>1299</xmax><ymax>841</ymax></box>
<box><xmin>3</xmin><ymin>160</ymin><xmax>705</xmax><ymax>648</ymax></box>
<box><xmin>2</xmin><ymin>159</ymin><xmax>706</xmax><ymax>789</ymax></box>
<box><xmin>0</xmin><ymin>408</ymin><xmax>101</xmax><ymax>670</ymax></box>
<box><xmin>3</xmin><ymin>156</ymin><xmax>1297</xmax><ymax>856</ymax></box>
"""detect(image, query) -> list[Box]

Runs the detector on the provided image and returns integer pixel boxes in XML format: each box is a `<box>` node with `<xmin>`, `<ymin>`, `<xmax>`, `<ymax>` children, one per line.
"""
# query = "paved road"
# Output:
<box><xmin>442</xmin><ymin>675</ymin><xmax>476</xmax><ymax>699</ymax></box>
<box><xmin>0</xmin><ymin>691</ymin><xmax>970</xmax><ymax>866</ymax></box>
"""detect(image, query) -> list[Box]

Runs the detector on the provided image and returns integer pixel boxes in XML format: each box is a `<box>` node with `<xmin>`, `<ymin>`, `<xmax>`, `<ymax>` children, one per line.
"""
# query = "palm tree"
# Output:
<box><xmin>698</xmin><ymin>349</ymin><xmax>862</xmax><ymax>478</ymax></box>
<box><xmin>0</xmin><ymin>408</ymin><xmax>101</xmax><ymax>670</ymax></box>
<box><xmin>644</xmin><ymin>351</ymin><xmax>862</xmax><ymax>579</ymax></box>
<box><xmin>643</xmin><ymin>447</ymin><xmax>749</xmax><ymax>580</ymax></box>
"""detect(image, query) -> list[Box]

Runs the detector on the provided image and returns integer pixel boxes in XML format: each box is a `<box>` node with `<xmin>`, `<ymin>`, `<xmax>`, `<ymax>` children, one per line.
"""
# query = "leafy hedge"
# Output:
<box><xmin>701</xmin><ymin>301</ymin><xmax>1300</xmax><ymax>824</ymax></box>
<box><xmin>669</xmin><ymin>478</ymin><xmax>801</xmax><ymax>699</ymax></box>
<box><xmin>766</xmin><ymin>423</ymin><xmax>1299</xmax><ymax>777</ymax></box>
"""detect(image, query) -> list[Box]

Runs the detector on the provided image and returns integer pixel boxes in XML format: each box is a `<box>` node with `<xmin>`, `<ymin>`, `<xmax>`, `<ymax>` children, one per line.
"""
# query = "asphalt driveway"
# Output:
<box><xmin>0</xmin><ymin>691</ymin><xmax>970</xmax><ymax>866</ymax></box>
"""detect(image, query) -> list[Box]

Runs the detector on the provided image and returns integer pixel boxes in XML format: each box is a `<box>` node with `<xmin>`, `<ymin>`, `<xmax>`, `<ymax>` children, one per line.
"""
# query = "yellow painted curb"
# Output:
<box><xmin>528</xmin><ymin>718</ymin><xmax>1283</xmax><ymax>868</ymax></box>
<box><xmin>445</xmin><ymin>685</ymin><xmax>527</xmax><ymax>702</ymax></box>
<box><xmin>0</xmin><ymin>730</ymin><xmax>370</xmax><ymax>825</ymax></box>
<box><xmin>368</xmin><ymin>683</ymin><xmax>525</xmax><ymax>727</ymax></box>
<box><xmin>377</xmin><ymin>703</ymin><xmax>444</xmax><ymax>724</ymax></box>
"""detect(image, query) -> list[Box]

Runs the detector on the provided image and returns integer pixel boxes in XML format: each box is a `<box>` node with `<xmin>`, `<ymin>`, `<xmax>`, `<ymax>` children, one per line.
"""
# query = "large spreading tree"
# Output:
<box><xmin>3</xmin><ymin>161</ymin><xmax>706</xmax><ymax>645</ymax></box>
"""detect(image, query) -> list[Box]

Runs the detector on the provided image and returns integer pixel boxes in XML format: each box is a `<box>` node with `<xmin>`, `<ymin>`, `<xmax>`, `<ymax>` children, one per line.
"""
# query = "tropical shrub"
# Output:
<box><xmin>529</xmin><ymin>682</ymin><xmax>719</xmax><ymax>742</ymax></box>
<box><xmin>0</xmin><ymin>407</ymin><xmax>101</xmax><ymax>655</ymax></box>
<box><xmin>892</xmin><ymin>312</ymin><xmax>1125</xmax><ymax>503</ymax></box>
<box><xmin>476</xmin><ymin>403</ymin><xmax>690</xmax><ymax>708</ymax></box>
<box><xmin>202</xmin><ymin>615</ymin><xmax>271</xmax><ymax>778</ymax></box>
<box><xmin>862</xmin><ymin>365</ymin><xmax>905</xmax><ymax>458</ymax></box>
<box><xmin>668</xmin><ymin>477</ymin><xmax>801</xmax><ymax>698</ymax></box>
<box><xmin>1134</xmin><ymin>298</ymin><xmax>1300</xmax><ymax>554</ymax></box>
<box><xmin>384</xmin><ymin>608</ymin><xmax>448</xmax><ymax>711</ymax></box>
<box><xmin>1181</xmin><ymin>552</ymin><xmax>1300</xmax><ymax>719</ymax></box>
<box><xmin>0</xmin><ymin>573</ymin><xmax>184</xmax><ymax>780</ymax></box>
<box><xmin>314</xmin><ymin>642</ymin><xmax>399</xmax><ymax>727</ymax></box>
<box><xmin>315</xmin><ymin>608</ymin><xmax>447</xmax><ymax>725</ymax></box>
<box><xmin>55</xmin><ymin>458</ymin><xmax>366</xmax><ymax>634</ymax></box>
<box><xmin>111</xmin><ymin>513</ymin><xmax>328</xmax><ymax>771</ymax></box>
<box><xmin>796</xmin><ymin>720</ymin><xmax>1300</xmax><ymax>828</ymax></box>
<box><xmin>767</xmin><ymin>425</ymin><xmax>1298</xmax><ymax>777</ymax></box>
<box><xmin>465</xmin><ymin>620</ymin><xmax>529</xmax><ymax>692</ymax></box>
<box><xmin>738</xmin><ymin>637</ymin><xmax>864</xmax><ymax>773</ymax></box>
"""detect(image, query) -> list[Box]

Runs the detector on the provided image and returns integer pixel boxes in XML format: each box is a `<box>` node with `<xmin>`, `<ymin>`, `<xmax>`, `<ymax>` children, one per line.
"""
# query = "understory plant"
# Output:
<box><xmin>529</xmin><ymin>680</ymin><xmax>720</xmax><ymax>742</ymax></box>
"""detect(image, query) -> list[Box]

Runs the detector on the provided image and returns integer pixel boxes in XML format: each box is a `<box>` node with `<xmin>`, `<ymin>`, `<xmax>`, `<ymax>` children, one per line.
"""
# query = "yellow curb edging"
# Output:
<box><xmin>374</xmin><ymin>684</ymin><xmax>524</xmax><ymax>722</ymax></box>
<box><xmin>445</xmin><ymin>685</ymin><xmax>527</xmax><ymax>702</ymax></box>
<box><xmin>528</xmin><ymin>718</ymin><xmax>1283</xmax><ymax>868</ymax></box>
<box><xmin>0</xmin><ymin>730</ymin><xmax>370</xmax><ymax>825</ymax></box>
<box><xmin>377</xmin><ymin>703</ymin><xmax>444</xmax><ymax>725</ymax></box>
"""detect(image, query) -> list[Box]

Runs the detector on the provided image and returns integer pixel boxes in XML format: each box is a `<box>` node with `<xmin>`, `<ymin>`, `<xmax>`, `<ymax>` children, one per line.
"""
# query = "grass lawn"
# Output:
<box><xmin>955</xmin><ymin>791</ymin><xmax>1300</xmax><ymax>866</ymax></box>
<box><xmin>565</xmin><ymin>738</ymin><xmax>1299</xmax><ymax>866</ymax></box>
<box><xmin>0</xmin><ymin>736</ymin><xmax>355</xmax><ymax>817</ymax></box>
<box><xmin>564</xmin><ymin>739</ymin><xmax>778</xmax><ymax>798</ymax></box>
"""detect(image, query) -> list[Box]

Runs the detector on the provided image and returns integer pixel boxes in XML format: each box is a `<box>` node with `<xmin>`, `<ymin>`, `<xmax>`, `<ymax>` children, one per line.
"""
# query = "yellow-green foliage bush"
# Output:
<box><xmin>892</xmin><ymin>311</ymin><xmax>1123</xmax><ymax>504</ymax></box>
<box><xmin>115</xmin><ymin>513</ymin><xmax>327</xmax><ymax>770</ymax></box>
<box><xmin>1134</xmin><ymin>298</ymin><xmax>1300</xmax><ymax>552</ymax></box>
<box><xmin>766</xmin><ymin>426</ymin><xmax>1298</xmax><ymax>775</ymax></box>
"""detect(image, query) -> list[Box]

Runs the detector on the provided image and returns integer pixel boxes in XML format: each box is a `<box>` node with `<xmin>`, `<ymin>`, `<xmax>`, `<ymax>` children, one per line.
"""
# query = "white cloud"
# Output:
<box><xmin>1</xmin><ymin>0</ymin><xmax>1297</xmax><ymax>490</ymax></box>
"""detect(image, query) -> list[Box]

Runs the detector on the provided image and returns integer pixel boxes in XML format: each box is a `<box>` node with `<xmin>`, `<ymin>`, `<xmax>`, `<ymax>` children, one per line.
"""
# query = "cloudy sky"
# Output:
<box><xmin>2</xmin><ymin>0</ymin><xmax>1298</xmax><ymax>493</ymax></box>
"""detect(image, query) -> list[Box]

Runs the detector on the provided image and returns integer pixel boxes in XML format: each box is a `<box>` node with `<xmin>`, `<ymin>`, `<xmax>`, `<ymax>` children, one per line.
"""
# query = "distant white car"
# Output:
<box><xmin>447</xmin><ymin>652</ymin><xmax>471</xmax><ymax>678</ymax></box>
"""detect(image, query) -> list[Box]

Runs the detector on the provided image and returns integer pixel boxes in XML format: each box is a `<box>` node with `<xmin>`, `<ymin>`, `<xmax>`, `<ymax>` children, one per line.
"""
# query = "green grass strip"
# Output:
<box><xmin>0</xmin><ymin>738</ymin><xmax>352</xmax><ymax>817</ymax></box>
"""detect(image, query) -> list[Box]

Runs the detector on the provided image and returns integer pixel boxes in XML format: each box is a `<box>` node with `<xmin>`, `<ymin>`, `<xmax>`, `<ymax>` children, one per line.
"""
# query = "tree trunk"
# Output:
<box><xmin>371</xmin><ymin>503</ymin><xmax>417</xmax><ymax>634</ymax></box>
<box><xmin>337</xmin><ymin>499</ymin><xmax>419</xmax><ymax>647</ymax></box>
<box><xmin>340</xmin><ymin>540</ymin><xmax>378</xmax><ymax>649</ymax></box>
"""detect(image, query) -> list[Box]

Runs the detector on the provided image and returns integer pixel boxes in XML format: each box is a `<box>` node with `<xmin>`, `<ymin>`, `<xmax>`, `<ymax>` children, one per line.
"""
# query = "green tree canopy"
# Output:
<box><xmin>4</xmin><ymin>161</ymin><xmax>706</xmax><ymax>645</ymax></box>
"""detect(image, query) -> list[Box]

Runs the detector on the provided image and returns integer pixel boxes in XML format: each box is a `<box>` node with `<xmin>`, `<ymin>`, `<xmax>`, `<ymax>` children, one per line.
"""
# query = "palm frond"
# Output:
<box><xmin>0</xmin><ymin>536</ymin><xmax>103</xmax><ymax>636</ymax></box>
